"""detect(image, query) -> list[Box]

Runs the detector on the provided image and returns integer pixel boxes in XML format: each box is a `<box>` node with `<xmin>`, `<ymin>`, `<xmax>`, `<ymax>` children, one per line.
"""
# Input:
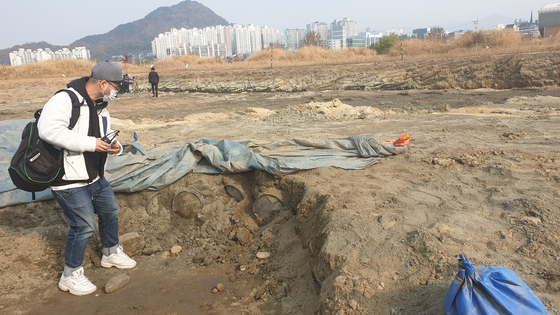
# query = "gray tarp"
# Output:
<box><xmin>0</xmin><ymin>119</ymin><xmax>407</xmax><ymax>208</ymax></box>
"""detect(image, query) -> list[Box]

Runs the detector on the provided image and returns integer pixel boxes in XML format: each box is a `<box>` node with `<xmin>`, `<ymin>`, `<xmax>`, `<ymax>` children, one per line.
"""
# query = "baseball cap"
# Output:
<box><xmin>91</xmin><ymin>62</ymin><xmax>124</xmax><ymax>83</ymax></box>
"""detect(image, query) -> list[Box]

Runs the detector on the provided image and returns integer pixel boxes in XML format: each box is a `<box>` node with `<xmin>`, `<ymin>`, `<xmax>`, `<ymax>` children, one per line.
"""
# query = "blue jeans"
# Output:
<box><xmin>52</xmin><ymin>177</ymin><xmax>120</xmax><ymax>269</ymax></box>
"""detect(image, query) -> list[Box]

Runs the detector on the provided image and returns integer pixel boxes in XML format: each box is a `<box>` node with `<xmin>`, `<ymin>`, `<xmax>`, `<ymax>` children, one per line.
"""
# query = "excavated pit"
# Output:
<box><xmin>113</xmin><ymin>170</ymin><xmax>329</xmax><ymax>314</ymax></box>
<box><xmin>0</xmin><ymin>170</ymin><xmax>338</xmax><ymax>314</ymax></box>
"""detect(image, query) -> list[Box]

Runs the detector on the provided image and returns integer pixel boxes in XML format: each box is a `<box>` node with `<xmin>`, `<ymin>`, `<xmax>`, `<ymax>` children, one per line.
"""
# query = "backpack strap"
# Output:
<box><xmin>54</xmin><ymin>89</ymin><xmax>83</xmax><ymax>130</ymax></box>
<box><xmin>25</xmin><ymin>90</ymin><xmax>83</xmax><ymax>200</ymax></box>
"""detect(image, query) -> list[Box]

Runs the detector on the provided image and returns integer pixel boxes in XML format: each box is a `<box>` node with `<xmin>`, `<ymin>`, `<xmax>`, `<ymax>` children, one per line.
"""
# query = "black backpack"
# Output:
<box><xmin>8</xmin><ymin>89</ymin><xmax>82</xmax><ymax>199</ymax></box>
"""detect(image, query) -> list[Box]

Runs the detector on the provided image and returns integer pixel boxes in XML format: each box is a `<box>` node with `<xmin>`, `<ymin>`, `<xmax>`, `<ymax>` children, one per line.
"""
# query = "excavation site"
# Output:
<box><xmin>1</xmin><ymin>52</ymin><xmax>560</xmax><ymax>314</ymax></box>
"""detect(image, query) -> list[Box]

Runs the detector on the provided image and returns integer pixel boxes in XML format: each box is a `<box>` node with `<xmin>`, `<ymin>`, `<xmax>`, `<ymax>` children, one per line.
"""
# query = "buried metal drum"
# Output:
<box><xmin>171</xmin><ymin>191</ymin><xmax>204</xmax><ymax>219</ymax></box>
<box><xmin>253</xmin><ymin>192</ymin><xmax>283</xmax><ymax>225</ymax></box>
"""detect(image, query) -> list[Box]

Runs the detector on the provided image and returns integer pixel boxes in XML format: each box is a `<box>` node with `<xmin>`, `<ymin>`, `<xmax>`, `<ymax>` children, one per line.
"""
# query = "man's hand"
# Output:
<box><xmin>108</xmin><ymin>140</ymin><xmax>121</xmax><ymax>157</ymax></box>
<box><xmin>95</xmin><ymin>138</ymin><xmax>111</xmax><ymax>152</ymax></box>
<box><xmin>95</xmin><ymin>138</ymin><xmax>120</xmax><ymax>157</ymax></box>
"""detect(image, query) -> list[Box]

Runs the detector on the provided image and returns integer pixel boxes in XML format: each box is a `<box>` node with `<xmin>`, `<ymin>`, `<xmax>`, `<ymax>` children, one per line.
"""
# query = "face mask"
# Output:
<box><xmin>102</xmin><ymin>87</ymin><xmax>118</xmax><ymax>102</ymax></box>
<box><xmin>101</xmin><ymin>82</ymin><xmax>118</xmax><ymax>102</ymax></box>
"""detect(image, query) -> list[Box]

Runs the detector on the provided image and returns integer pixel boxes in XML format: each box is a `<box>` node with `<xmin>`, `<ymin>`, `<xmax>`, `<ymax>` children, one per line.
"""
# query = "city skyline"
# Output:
<box><xmin>9</xmin><ymin>47</ymin><xmax>91</xmax><ymax>66</ymax></box>
<box><xmin>151</xmin><ymin>18</ymin><xmax>379</xmax><ymax>60</ymax></box>
<box><xmin>0</xmin><ymin>0</ymin><xmax>549</xmax><ymax>50</ymax></box>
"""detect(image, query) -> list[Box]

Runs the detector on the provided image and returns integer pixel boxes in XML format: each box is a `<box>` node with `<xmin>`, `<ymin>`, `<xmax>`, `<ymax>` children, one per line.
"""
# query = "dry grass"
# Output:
<box><xmin>246</xmin><ymin>46</ymin><xmax>379</xmax><ymax>66</ymax></box>
<box><xmin>1</xmin><ymin>59</ymin><xmax>153</xmax><ymax>80</ymax></box>
<box><xmin>154</xmin><ymin>46</ymin><xmax>380</xmax><ymax>73</ymax></box>
<box><xmin>2</xmin><ymin>59</ymin><xmax>97</xmax><ymax>80</ymax></box>
<box><xmin>3</xmin><ymin>31</ymin><xmax>558</xmax><ymax>79</ymax></box>
<box><xmin>389</xmin><ymin>30</ymin><xmax>560</xmax><ymax>58</ymax></box>
<box><xmin>153</xmin><ymin>54</ymin><xmax>227</xmax><ymax>72</ymax></box>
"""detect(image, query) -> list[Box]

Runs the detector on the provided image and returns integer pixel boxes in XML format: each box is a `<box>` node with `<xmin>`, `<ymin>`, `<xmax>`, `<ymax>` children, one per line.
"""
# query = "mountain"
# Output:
<box><xmin>1</xmin><ymin>0</ymin><xmax>228</xmax><ymax>65</ymax></box>
<box><xmin>72</xmin><ymin>0</ymin><xmax>228</xmax><ymax>61</ymax></box>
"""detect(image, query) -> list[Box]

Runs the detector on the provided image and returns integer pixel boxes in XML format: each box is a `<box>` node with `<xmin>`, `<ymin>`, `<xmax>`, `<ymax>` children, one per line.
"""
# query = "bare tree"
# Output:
<box><xmin>268</xmin><ymin>42</ymin><xmax>285</xmax><ymax>50</ymax></box>
<box><xmin>301</xmin><ymin>31</ymin><xmax>324</xmax><ymax>47</ymax></box>
<box><xmin>427</xmin><ymin>26</ymin><xmax>447</xmax><ymax>42</ymax></box>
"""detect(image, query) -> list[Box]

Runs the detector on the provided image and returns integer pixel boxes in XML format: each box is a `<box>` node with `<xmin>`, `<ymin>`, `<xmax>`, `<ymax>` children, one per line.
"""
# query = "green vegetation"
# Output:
<box><xmin>370</xmin><ymin>34</ymin><xmax>399</xmax><ymax>54</ymax></box>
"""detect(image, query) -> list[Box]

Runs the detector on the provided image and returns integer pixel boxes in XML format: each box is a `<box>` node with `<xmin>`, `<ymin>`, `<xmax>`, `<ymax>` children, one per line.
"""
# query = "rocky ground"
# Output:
<box><xmin>1</xmin><ymin>52</ymin><xmax>560</xmax><ymax>314</ymax></box>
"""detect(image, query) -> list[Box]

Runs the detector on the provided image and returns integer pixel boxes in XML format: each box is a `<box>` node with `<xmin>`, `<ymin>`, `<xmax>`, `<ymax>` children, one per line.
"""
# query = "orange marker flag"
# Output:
<box><xmin>383</xmin><ymin>133</ymin><xmax>410</xmax><ymax>147</ymax></box>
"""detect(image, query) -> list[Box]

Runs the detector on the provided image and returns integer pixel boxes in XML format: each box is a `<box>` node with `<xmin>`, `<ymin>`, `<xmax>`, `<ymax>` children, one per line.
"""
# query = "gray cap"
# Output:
<box><xmin>91</xmin><ymin>62</ymin><xmax>124</xmax><ymax>83</ymax></box>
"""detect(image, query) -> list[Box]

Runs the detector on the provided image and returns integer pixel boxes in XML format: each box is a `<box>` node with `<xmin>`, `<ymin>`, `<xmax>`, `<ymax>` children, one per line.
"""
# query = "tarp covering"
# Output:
<box><xmin>1</xmin><ymin>119</ymin><xmax>407</xmax><ymax>208</ymax></box>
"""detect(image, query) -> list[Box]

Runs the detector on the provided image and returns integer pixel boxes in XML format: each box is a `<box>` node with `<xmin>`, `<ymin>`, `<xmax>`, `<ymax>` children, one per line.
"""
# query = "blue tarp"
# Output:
<box><xmin>443</xmin><ymin>254</ymin><xmax>549</xmax><ymax>315</ymax></box>
<box><xmin>1</xmin><ymin>119</ymin><xmax>407</xmax><ymax>207</ymax></box>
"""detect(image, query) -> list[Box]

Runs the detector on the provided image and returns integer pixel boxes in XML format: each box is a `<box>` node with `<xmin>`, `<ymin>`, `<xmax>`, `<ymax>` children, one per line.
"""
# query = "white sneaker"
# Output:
<box><xmin>58</xmin><ymin>267</ymin><xmax>97</xmax><ymax>296</ymax></box>
<box><xmin>101</xmin><ymin>244</ymin><xmax>137</xmax><ymax>269</ymax></box>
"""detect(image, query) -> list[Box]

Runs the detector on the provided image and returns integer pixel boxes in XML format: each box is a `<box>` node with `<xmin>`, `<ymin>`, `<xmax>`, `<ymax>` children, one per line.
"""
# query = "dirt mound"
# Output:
<box><xmin>261</xmin><ymin>99</ymin><xmax>389</xmax><ymax>124</ymax></box>
<box><xmin>297</xmin><ymin>98</ymin><xmax>384</xmax><ymax>118</ymax></box>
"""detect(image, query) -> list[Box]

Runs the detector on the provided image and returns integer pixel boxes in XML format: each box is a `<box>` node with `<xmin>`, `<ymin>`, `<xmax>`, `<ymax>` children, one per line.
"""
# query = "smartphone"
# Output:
<box><xmin>101</xmin><ymin>130</ymin><xmax>119</xmax><ymax>144</ymax></box>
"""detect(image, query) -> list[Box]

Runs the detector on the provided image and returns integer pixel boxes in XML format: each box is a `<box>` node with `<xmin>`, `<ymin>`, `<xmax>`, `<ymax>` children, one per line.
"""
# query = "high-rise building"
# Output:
<box><xmin>232</xmin><ymin>24</ymin><xmax>251</xmax><ymax>55</ymax></box>
<box><xmin>9</xmin><ymin>47</ymin><xmax>90</xmax><ymax>66</ymax></box>
<box><xmin>330</xmin><ymin>18</ymin><xmax>358</xmax><ymax>49</ymax></box>
<box><xmin>285</xmin><ymin>29</ymin><xmax>306</xmax><ymax>51</ymax></box>
<box><xmin>246</xmin><ymin>24</ymin><xmax>263</xmax><ymax>53</ymax></box>
<box><xmin>307</xmin><ymin>21</ymin><xmax>329</xmax><ymax>46</ymax></box>
<box><xmin>152</xmin><ymin>24</ymin><xmax>282</xmax><ymax>59</ymax></box>
<box><xmin>331</xmin><ymin>29</ymin><xmax>347</xmax><ymax>49</ymax></box>
<box><xmin>151</xmin><ymin>18</ymin><xmax>363</xmax><ymax>58</ymax></box>
<box><xmin>262</xmin><ymin>26</ymin><xmax>283</xmax><ymax>49</ymax></box>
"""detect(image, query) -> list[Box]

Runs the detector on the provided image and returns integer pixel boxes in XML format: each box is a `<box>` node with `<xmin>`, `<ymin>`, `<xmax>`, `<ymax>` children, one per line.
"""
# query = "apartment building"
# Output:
<box><xmin>9</xmin><ymin>47</ymin><xmax>90</xmax><ymax>66</ymax></box>
<box><xmin>262</xmin><ymin>26</ymin><xmax>283</xmax><ymax>49</ymax></box>
<box><xmin>152</xmin><ymin>24</ymin><xmax>283</xmax><ymax>59</ymax></box>
<box><xmin>284</xmin><ymin>29</ymin><xmax>307</xmax><ymax>51</ymax></box>
<box><xmin>329</xmin><ymin>18</ymin><xmax>358</xmax><ymax>49</ymax></box>
<box><xmin>151</xmin><ymin>17</ymin><xmax>365</xmax><ymax>59</ymax></box>
<box><xmin>325</xmin><ymin>39</ymin><xmax>342</xmax><ymax>50</ymax></box>
<box><xmin>307</xmin><ymin>21</ymin><xmax>329</xmax><ymax>46</ymax></box>
<box><xmin>357</xmin><ymin>31</ymin><xmax>384</xmax><ymax>47</ymax></box>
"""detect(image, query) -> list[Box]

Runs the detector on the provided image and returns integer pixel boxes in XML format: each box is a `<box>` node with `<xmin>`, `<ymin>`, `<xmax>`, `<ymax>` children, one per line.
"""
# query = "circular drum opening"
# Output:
<box><xmin>225</xmin><ymin>185</ymin><xmax>245</xmax><ymax>202</ymax></box>
<box><xmin>145</xmin><ymin>193</ymin><xmax>160</xmax><ymax>216</ymax></box>
<box><xmin>253</xmin><ymin>194</ymin><xmax>283</xmax><ymax>225</ymax></box>
<box><xmin>172</xmin><ymin>191</ymin><xmax>203</xmax><ymax>219</ymax></box>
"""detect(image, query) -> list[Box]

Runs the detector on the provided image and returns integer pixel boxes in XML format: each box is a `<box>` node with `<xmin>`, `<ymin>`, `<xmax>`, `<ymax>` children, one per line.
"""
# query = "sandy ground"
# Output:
<box><xmin>1</xmin><ymin>52</ymin><xmax>560</xmax><ymax>315</ymax></box>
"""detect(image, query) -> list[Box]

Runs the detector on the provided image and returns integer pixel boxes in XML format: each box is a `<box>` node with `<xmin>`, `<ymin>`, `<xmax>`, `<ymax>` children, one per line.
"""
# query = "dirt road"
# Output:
<box><xmin>1</xmin><ymin>52</ymin><xmax>559</xmax><ymax>314</ymax></box>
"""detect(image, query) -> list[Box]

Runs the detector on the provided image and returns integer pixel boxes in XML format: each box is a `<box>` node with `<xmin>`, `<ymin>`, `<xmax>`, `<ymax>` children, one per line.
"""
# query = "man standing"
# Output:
<box><xmin>38</xmin><ymin>62</ymin><xmax>136</xmax><ymax>296</ymax></box>
<box><xmin>121</xmin><ymin>74</ymin><xmax>130</xmax><ymax>95</ymax></box>
<box><xmin>149</xmin><ymin>66</ymin><xmax>159</xmax><ymax>97</ymax></box>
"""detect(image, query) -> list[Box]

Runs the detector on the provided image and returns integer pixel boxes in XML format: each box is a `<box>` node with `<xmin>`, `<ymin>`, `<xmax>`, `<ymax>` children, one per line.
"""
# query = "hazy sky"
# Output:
<box><xmin>1</xmin><ymin>0</ymin><xmax>547</xmax><ymax>49</ymax></box>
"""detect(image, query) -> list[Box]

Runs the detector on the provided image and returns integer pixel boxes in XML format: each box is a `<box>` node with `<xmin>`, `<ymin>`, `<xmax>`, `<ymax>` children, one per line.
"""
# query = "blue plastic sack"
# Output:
<box><xmin>443</xmin><ymin>254</ymin><xmax>549</xmax><ymax>315</ymax></box>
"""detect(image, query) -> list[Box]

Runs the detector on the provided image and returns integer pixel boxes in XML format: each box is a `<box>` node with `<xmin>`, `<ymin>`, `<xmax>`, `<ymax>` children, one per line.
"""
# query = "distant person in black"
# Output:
<box><xmin>149</xmin><ymin>67</ymin><xmax>159</xmax><ymax>97</ymax></box>
<box><xmin>121</xmin><ymin>74</ymin><xmax>130</xmax><ymax>95</ymax></box>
